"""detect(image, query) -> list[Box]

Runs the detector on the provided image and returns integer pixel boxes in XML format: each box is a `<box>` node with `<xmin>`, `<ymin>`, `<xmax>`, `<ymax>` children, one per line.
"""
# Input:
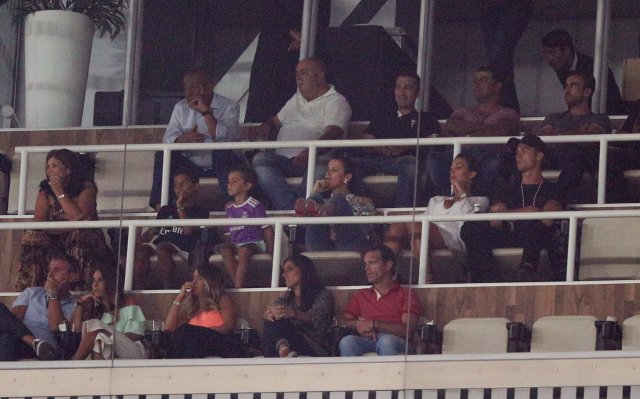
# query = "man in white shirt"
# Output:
<box><xmin>149</xmin><ymin>69</ymin><xmax>241</xmax><ymax>210</ymax></box>
<box><xmin>248</xmin><ymin>57</ymin><xmax>352</xmax><ymax>210</ymax></box>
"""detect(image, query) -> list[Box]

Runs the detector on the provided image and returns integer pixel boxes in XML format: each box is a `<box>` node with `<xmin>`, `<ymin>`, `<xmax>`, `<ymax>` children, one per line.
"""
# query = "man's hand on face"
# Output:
<box><xmin>177</xmin><ymin>125</ymin><xmax>206</xmax><ymax>143</ymax></box>
<box><xmin>189</xmin><ymin>95</ymin><xmax>209</xmax><ymax>114</ymax></box>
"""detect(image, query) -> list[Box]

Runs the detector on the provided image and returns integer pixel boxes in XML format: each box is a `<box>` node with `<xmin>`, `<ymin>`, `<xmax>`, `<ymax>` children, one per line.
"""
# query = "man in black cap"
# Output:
<box><xmin>460</xmin><ymin>134</ymin><xmax>563</xmax><ymax>282</ymax></box>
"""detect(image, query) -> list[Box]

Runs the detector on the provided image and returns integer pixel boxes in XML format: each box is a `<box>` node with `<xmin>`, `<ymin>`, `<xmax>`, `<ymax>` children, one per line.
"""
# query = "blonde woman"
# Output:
<box><xmin>164</xmin><ymin>264</ymin><xmax>242</xmax><ymax>358</ymax></box>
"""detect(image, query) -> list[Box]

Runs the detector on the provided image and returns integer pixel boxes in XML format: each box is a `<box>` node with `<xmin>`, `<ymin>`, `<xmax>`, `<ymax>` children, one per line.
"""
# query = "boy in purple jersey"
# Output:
<box><xmin>219</xmin><ymin>167</ymin><xmax>274</xmax><ymax>287</ymax></box>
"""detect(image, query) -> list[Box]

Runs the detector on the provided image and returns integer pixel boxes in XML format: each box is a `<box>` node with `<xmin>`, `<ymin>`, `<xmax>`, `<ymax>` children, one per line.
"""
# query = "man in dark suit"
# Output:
<box><xmin>541</xmin><ymin>29</ymin><xmax>626</xmax><ymax>115</ymax></box>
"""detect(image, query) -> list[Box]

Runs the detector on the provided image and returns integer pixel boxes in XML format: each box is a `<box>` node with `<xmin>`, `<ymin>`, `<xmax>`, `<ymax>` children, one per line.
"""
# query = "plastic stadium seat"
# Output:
<box><xmin>621</xmin><ymin>314</ymin><xmax>640</xmax><ymax>351</ymax></box>
<box><xmin>531</xmin><ymin>315</ymin><xmax>598</xmax><ymax>352</ymax></box>
<box><xmin>579</xmin><ymin>217</ymin><xmax>640</xmax><ymax>280</ymax></box>
<box><xmin>301</xmin><ymin>251</ymin><xmax>367</xmax><ymax>286</ymax></box>
<box><xmin>442</xmin><ymin>317</ymin><xmax>511</xmax><ymax>354</ymax></box>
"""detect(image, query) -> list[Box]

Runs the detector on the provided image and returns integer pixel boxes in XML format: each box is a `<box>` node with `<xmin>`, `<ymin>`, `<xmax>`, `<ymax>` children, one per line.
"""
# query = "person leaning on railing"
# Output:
<box><xmin>15</xmin><ymin>148</ymin><xmax>113</xmax><ymax>291</ymax></box>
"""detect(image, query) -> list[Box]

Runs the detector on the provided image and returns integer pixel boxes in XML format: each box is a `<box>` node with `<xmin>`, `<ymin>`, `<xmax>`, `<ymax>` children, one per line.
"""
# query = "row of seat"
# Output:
<box><xmin>439</xmin><ymin>314</ymin><xmax>640</xmax><ymax>354</ymax></box>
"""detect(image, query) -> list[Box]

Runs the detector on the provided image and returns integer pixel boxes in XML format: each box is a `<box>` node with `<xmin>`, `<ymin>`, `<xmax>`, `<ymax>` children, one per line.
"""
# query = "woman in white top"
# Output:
<box><xmin>384</xmin><ymin>153</ymin><xmax>488</xmax><ymax>282</ymax></box>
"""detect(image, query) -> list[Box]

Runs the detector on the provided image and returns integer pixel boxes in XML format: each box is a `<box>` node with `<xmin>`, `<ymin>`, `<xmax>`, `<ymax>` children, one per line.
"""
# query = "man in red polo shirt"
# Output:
<box><xmin>339</xmin><ymin>245</ymin><xmax>422</xmax><ymax>356</ymax></box>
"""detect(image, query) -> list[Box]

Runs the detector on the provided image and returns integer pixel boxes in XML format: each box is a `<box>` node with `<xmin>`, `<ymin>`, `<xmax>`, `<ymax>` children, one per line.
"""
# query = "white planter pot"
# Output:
<box><xmin>24</xmin><ymin>10</ymin><xmax>95</xmax><ymax>128</ymax></box>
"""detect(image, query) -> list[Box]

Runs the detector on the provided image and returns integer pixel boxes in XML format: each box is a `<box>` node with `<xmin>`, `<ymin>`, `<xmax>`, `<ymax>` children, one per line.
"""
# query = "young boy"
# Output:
<box><xmin>134</xmin><ymin>170</ymin><xmax>208</xmax><ymax>289</ymax></box>
<box><xmin>220</xmin><ymin>166</ymin><xmax>274</xmax><ymax>288</ymax></box>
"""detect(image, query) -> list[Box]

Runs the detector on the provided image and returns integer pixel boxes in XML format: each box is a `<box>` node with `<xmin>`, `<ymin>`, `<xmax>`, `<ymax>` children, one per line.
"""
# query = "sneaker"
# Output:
<box><xmin>33</xmin><ymin>339</ymin><xmax>55</xmax><ymax>360</ymax></box>
<box><xmin>294</xmin><ymin>198</ymin><xmax>307</xmax><ymax>217</ymax></box>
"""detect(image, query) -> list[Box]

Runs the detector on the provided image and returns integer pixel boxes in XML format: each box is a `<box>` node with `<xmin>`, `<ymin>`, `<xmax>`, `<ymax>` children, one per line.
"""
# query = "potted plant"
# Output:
<box><xmin>6</xmin><ymin>0</ymin><xmax>128</xmax><ymax>128</ymax></box>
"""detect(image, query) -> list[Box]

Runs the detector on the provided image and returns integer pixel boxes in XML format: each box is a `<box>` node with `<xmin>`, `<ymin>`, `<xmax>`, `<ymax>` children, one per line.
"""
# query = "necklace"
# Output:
<box><xmin>521</xmin><ymin>183</ymin><xmax>542</xmax><ymax>208</ymax></box>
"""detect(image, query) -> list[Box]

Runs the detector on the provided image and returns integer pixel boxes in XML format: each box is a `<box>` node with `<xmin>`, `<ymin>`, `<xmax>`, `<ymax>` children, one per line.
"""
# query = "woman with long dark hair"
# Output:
<box><xmin>15</xmin><ymin>148</ymin><xmax>112</xmax><ymax>291</ymax></box>
<box><xmin>262</xmin><ymin>255</ymin><xmax>334</xmax><ymax>357</ymax></box>
<box><xmin>164</xmin><ymin>263</ymin><xmax>243</xmax><ymax>358</ymax></box>
<box><xmin>71</xmin><ymin>265</ymin><xmax>147</xmax><ymax>360</ymax></box>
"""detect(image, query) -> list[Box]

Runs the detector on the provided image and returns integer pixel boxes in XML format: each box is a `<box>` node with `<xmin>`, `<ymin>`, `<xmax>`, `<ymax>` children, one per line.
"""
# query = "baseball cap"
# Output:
<box><xmin>507</xmin><ymin>134</ymin><xmax>547</xmax><ymax>153</ymax></box>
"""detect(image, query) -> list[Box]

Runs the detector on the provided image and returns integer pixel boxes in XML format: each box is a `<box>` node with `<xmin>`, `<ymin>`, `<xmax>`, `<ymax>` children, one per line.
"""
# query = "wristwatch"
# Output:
<box><xmin>46</xmin><ymin>291</ymin><xmax>58</xmax><ymax>301</ymax></box>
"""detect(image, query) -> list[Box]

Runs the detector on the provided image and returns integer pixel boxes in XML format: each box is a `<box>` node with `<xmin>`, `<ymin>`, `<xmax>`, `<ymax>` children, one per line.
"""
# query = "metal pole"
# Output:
<box><xmin>597</xmin><ymin>138</ymin><xmax>607</xmax><ymax>204</ymax></box>
<box><xmin>122</xmin><ymin>0</ymin><xmax>138</xmax><ymax>126</ymax></box>
<box><xmin>565</xmin><ymin>216</ymin><xmax>578</xmax><ymax>282</ymax></box>
<box><xmin>299</xmin><ymin>0</ymin><xmax>313</xmax><ymax>60</ymax></box>
<box><xmin>599</xmin><ymin>0</ymin><xmax>611</xmax><ymax>113</ymax></box>
<box><xmin>18</xmin><ymin>151</ymin><xmax>28</xmax><ymax>215</ymax></box>
<box><xmin>124</xmin><ymin>224</ymin><xmax>137</xmax><ymax>291</ymax></box>
<box><xmin>418</xmin><ymin>219</ymin><xmax>430</xmax><ymax>284</ymax></box>
<box><xmin>308</xmin><ymin>0</ymin><xmax>319</xmax><ymax>57</ymax></box>
<box><xmin>160</xmin><ymin>149</ymin><xmax>172</xmax><ymax>206</ymax></box>
<box><xmin>271</xmin><ymin>222</ymin><xmax>284</xmax><ymax>287</ymax></box>
<box><xmin>416</xmin><ymin>0</ymin><xmax>435</xmax><ymax>112</ymax></box>
<box><xmin>592</xmin><ymin>0</ymin><xmax>606</xmax><ymax>113</ymax></box>
<box><xmin>306</xmin><ymin>145</ymin><xmax>317</xmax><ymax>198</ymax></box>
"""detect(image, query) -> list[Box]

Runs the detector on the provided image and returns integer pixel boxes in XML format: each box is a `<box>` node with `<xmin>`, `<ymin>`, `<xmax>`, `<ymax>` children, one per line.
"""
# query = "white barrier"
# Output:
<box><xmin>13</xmin><ymin>133</ymin><xmax>640</xmax><ymax>214</ymax></box>
<box><xmin>2</xmin><ymin>208</ymin><xmax>640</xmax><ymax>290</ymax></box>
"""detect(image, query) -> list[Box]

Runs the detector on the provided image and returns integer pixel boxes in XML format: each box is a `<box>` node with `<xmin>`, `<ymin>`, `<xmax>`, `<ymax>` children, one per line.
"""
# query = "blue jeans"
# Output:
<box><xmin>304</xmin><ymin>193</ymin><xmax>369</xmax><ymax>251</ymax></box>
<box><xmin>252</xmin><ymin>151</ymin><xmax>331</xmax><ymax>210</ymax></box>
<box><xmin>149</xmin><ymin>150</ymin><xmax>240</xmax><ymax>208</ymax></box>
<box><xmin>339</xmin><ymin>332</ymin><xmax>407</xmax><ymax>356</ymax></box>
<box><xmin>351</xmin><ymin>155</ymin><xmax>418</xmax><ymax>207</ymax></box>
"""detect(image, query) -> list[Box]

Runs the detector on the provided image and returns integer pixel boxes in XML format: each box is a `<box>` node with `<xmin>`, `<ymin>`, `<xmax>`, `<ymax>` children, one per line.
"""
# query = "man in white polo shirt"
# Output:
<box><xmin>248</xmin><ymin>57</ymin><xmax>352</xmax><ymax>210</ymax></box>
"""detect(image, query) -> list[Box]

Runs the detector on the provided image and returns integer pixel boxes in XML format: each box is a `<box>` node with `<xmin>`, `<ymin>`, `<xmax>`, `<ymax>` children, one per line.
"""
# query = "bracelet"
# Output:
<box><xmin>172</xmin><ymin>300</ymin><xmax>181</xmax><ymax>306</ymax></box>
<box><xmin>177</xmin><ymin>207</ymin><xmax>185</xmax><ymax>212</ymax></box>
<box><xmin>57</xmin><ymin>193</ymin><xmax>66</xmax><ymax>200</ymax></box>
<box><xmin>200</xmin><ymin>109</ymin><xmax>212</xmax><ymax>116</ymax></box>
<box><xmin>76</xmin><ymin>301</ymin><xmax>84</xmax><ymax>307</ymax></box>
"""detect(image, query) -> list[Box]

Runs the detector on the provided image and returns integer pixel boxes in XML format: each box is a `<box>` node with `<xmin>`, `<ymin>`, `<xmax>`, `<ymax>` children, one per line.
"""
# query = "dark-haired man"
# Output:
<box><xmin>338</xmin><ymin>245</ymin><xmax>421</xmax><ymax>356</ymax></box>
<box><xmin>541</xmin><ymin>29</ymin><xmax>626</xmax><ymax>115</ymax></box>
<box><xmin>149</xmin><ymin>69</ymin><xmax>241</xmax><ymax>210</ymax></box>
<box><xmin>0</xmin><ymin>256</ymin><xmax>77</xmax><ymax>360</ymax></box>
<box><xmin>427</xmin><ymin>66</ymin><xmax>520</xmax><ymax>197</ymax></box>
<box><xmin>461</xmin><ymin>134</ymin><xmax>563</xmax><ymax>282</ymax></box>
<box><xmin>537</xmin><ymin>71</ymin><xmax>623</xmax><ymax>202</ymax></box>
<box><xmin>349</xmin><ymin>73</ymin><xmax>441</xmax><ymax>207</ymax></box>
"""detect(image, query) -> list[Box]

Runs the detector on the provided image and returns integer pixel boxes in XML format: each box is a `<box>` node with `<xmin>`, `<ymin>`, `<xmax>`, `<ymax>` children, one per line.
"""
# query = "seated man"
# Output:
<box><xmin>149</xmin><ymin>68</ymin><xmax>241</xmax><ymax>210</ymax></box>
<box><xmin>349</xmin><ymin>72</ymin><xmax>441</xmax><ymax>207</ymax></box>
<box><xmin>537</xmin><ymin>71</ymin><xmax>626</xmax><ymax>203</ymax></box>
<box><xmin>427</xmin><ymin>66</ymin><xmax>520</xmax><ymax>197</ymax></box>
<box><xmin>541</xmin><ymin>29</ymin><xmax>626</xmax><ymax>115</ymax></box>
<box><xmin>339</xmin><ymin>245</ymin><xmax>421</xmax><ymax>356</ymax></box>
<box><xmin>247</xmin><ymin>57</ymin><xmax>352</xmax><ymax>210</ymax></box>
<box><xmin>461</xmin><ymin>134</ymin><xmax>563</xmax><ymax>283</ymax></box>
<box><xmin>0</xmin><ymin>255</ymin><xmax>77</xmax><ymax>360</ymax></box>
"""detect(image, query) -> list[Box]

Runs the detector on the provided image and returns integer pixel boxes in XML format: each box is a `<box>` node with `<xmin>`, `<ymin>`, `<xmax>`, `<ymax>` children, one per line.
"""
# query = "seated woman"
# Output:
<box><xmin>295</xmin><ymin>156</ymin><xmax>375</xmax><ymax>252</ymax></box>
<box><xmin>134</xmin><ymin>170</ymin><xmax>208</xmax><ymax>289</ymax></box>
<box><xmin>16</xmin><ymin>148</ymin><xmax>112</xmax><ymax>291</ymax></box>
<box><xmin>384</xmin><ymin>153</ymin><xmax>488</xmax><ymax>282</ymax></box>
<box><xmin>262</xmin><ymin>255</ymin><xmax>334</xmax><ymax>357</ymax></box>
<box><xmin>71</xmin><ymin>266</ymin><xmax>147</xmax><ymax>360</ymax></box>
<box><xmin>164</xmin><ymin>263</ymin><xmax>243</xmax><ymax>358</ymax></box>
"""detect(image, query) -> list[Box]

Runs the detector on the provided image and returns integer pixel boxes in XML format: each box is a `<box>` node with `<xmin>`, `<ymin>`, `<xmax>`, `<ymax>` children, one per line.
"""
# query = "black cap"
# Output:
<box><xmin>507</xmin><ymin>134</ymin><xmax>547</xmax><ymax>153</ymax></box>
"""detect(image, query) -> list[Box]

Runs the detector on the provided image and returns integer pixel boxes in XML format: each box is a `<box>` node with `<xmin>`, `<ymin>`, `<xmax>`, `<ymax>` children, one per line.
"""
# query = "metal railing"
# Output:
<box><xmin>7</xmin><ymin>133</ymin><xmax>640</xmax><ymax>289</ymax></box>
<box><xmin>2</xmin><ymin>208</ymin><xmax>640</xmax><ymax>290</ymax></box>
<box><xmin>13</xmin><ymin>132</ymin><xmax>640</xmax><ymax>214</ymax></box>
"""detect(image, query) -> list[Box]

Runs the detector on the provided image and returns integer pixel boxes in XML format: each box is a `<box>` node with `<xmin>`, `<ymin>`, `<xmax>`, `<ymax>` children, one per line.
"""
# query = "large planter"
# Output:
<box><xmin>24</xmin><ymin>10</ymin><xmax>95</xmax><ymax>128</ymax></box>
